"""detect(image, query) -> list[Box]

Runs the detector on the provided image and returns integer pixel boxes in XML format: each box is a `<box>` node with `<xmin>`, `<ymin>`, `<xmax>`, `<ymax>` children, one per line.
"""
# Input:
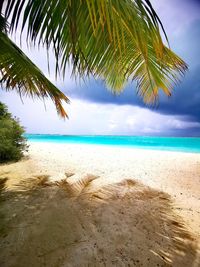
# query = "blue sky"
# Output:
<box><xmin>1</xmin><ymin>0</ymin><xmax>200</xmax><ymax>136</ymax></box>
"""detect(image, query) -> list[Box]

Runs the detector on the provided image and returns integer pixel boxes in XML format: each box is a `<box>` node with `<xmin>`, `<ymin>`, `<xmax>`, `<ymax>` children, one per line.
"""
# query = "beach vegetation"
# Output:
<box><xmin>0</xmin><ymin>1</ymin><xmax>187</xmax><ymax>117</ymax></box>
<box><xmin>0</xmin><ymin>102</ymin><xmax>28</xmax><ymax>162</ymax></box>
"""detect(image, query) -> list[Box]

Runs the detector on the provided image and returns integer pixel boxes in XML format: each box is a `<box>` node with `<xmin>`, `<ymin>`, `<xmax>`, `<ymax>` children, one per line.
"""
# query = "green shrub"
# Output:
<box><xmin>0</xmin><ymin>102</ymin><xmax>28</xmax><ymax>162</ymax></box>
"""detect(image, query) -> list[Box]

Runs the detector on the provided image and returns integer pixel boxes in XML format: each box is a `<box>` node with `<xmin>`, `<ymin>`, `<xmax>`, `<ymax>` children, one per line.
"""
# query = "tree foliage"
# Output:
<box><xmin>0</xmin><ymin>102</ymin><xmax>28</xmax><ymax>162</ymax></box>
<box><xmin>0</xmin><ymin>0</ymin><xmax>187</xmax><ymax>117</ymax></box>
<box><xmin>0</xmin><ymin>13</ymin><xmax>69</xmax><ymax>118</ymax></box>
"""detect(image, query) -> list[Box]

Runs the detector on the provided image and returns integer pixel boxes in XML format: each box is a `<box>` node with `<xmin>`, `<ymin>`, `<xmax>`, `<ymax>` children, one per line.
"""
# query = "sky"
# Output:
<box><xmin>1</xmin><ymin>0</ymin><xmax>200</xmax><ymax>136</ymax></box>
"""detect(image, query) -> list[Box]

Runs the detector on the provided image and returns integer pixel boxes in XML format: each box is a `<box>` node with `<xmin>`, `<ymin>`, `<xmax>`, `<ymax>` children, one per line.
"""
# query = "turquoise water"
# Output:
<box><xmin>25</xmin><ymin>134</ymin><xmax>200</xmax><ymax>153</ymax></box>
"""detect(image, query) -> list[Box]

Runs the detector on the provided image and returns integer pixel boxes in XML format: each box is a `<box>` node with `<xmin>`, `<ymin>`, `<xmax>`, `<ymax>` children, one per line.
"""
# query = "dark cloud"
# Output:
<box><xmin>62</xmin><ymin>19</ymin><xmax>200</xmax><ymax>137</ymax></box>
<box><xmin>158</xmin><ymin>67</ymin><xmax>200</xmax><ymax>120</ymax></box>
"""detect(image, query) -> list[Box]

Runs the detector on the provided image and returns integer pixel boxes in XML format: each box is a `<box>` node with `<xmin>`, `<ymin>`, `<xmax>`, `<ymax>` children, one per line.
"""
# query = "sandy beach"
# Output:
<box><xmin>0</xmin><ymin>142</ymin><xmax>200</xmax><ymax>266</ymax></box>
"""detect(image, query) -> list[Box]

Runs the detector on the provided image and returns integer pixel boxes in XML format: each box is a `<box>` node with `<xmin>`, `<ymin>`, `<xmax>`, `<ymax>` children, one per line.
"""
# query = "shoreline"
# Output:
<box><xmin>27</xmin><ymin>140</ymin><xmax>200</xmax><ymax>154</ymax></box>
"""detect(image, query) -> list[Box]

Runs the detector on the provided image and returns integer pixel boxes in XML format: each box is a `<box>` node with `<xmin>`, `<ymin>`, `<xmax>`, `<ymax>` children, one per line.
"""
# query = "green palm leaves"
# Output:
<box><xmin>0</xmin><ymin>31</ymin><xmax>69</xmax><ymax>117</ymax></box>
<box><xmin>0</xmin><ymin>0</ymin><xmax>187</xmax><ymax>117</ymax></box>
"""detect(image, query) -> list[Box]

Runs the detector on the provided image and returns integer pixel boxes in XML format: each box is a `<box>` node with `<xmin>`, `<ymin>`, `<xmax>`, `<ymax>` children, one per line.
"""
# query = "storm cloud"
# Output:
<box><xmin>60</xmin><ymin>16</ymin><xmax>200</xmax><ymax>135</ymax></box>
<box><xmin>1</xmin><ymin>0</ymin><xmax>200</xmax><ymax>136</ymax></box>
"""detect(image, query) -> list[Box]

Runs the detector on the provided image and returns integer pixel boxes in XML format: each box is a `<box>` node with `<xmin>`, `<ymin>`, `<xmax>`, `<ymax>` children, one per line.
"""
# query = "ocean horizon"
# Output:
<box><xmin>25</xmin><ymin>134</ymin><xmax>200</xmax><ymax>153</ymax></box>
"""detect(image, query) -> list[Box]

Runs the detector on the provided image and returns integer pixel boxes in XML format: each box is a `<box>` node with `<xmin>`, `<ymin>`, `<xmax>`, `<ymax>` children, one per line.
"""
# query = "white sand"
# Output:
<box><xmin>28</xmin><ymin>142</ymin><xmax>200</xmax><ymax>229</ymax></box>
<box><xmin>0</xmin><ymin>141</ymin><xmax>200</xmax><ymax>266</ymax></box>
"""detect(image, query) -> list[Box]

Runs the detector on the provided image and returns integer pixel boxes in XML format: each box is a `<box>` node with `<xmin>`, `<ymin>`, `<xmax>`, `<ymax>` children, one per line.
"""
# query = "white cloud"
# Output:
<box><xmin>165</xmin><ymin>118</ymin><xmax>200</xmax><ymax>130</ymax></box>
<box><xmin>1</xmin><ymin>91</ymin><xmax>199</xmax><ymax>136</ymax></box>
<box><xmin>1</xmin><ymin>0</ymin><xmax>199</xmax><ymax>136</ymax></box>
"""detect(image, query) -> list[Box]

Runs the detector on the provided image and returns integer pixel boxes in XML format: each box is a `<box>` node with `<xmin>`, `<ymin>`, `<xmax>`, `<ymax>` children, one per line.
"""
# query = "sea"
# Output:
<box><xmin>25</xmin><ymin>134</ymin><xmax>200</xmax><ymax>153</ymax></box>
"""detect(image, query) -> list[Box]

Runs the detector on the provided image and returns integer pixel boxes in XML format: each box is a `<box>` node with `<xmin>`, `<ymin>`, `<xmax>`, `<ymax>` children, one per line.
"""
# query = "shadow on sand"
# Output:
<box><xmin>0</xmin><ymin>174</ymin><xmax>199</xmax><ymax>267</ymax></box>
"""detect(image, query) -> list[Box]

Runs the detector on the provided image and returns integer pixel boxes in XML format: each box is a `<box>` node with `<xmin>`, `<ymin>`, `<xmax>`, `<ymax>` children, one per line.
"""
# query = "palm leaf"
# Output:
<box><xmin>1</xmin><ymin>0</ymin><xmax>188</xmax><ymax>103</ymax></box>
<box><xmin>0</xmin><ymin>31</ymin><xmax>69</xmax><ymax>118</ymax></box>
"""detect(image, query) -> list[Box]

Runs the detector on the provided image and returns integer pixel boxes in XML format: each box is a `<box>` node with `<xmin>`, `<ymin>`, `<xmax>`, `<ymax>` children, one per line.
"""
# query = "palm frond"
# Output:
<box><xmin>1</xmin><ymin>0</ymin><xmax>188</xmax><ymax>103</ymax></box>
<box><xmin>0</xmin><ymin>31</ymin><xmax>69</xmax><ymax>118</ymax></box>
